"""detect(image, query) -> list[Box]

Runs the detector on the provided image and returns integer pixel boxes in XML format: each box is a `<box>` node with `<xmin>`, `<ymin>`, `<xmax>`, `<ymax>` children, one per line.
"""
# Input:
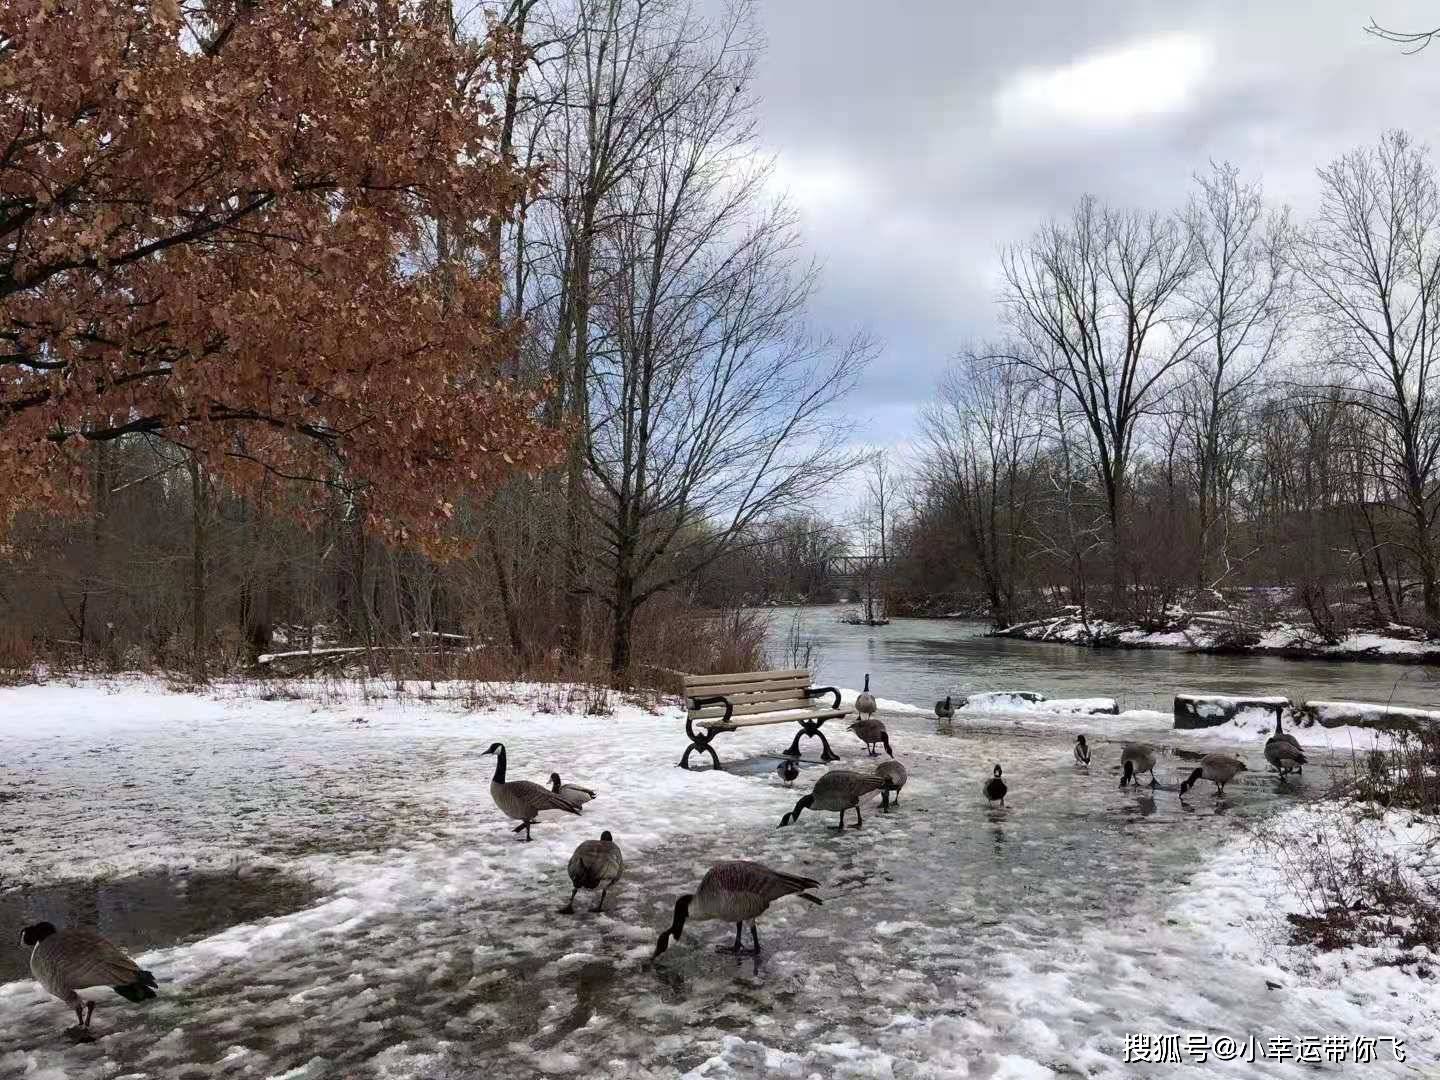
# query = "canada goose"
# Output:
<box><xmin>1179</xmin><ymin>752</ymin><xmax>1249</xmax><ymax>796</ymax></box>
<box><xmin>776</xmin><ymin>758</ymin><xmax>800</xmax><ymax>785</ymax></box>
<box><xmin>934</xmin><ymin>695</ymin><xmax>954</xmax><ymax>721</ymax></box>
<box><xmin>875</xmin><ymin>758</ymin><xmax>907</xmax><ymax>810</ymax></box>
<box><xmin>984</xmin><ymin>764</ymin><xmax>1007</xmax><ymax>806</ymax></box>
<box><xmin>1119</xmin><ymin>743</ymin><xmax>1159</xmax><ymax>789</ymax></box>
<box><xmin>778</xmin><ymin>768</ymin><xmax>888</xmax><ymax>830</ymax></box>
<box><xmin>549</xmin><ymin>772</ymin><xmax>597</xmax><ymax>808</ymax></box>
<box><xmin>1264</xmin><ymin>736</ymin><xmax>1307</xmax><ymax>778</ymax></box>
<box><xmin>653</xmin><ymin>861</ymin><xmax>822</xmax><ymax>957</ymax></box>
<box><xmin>856</xmin><ymin>674</ymin><xmax>877</xmax><ymax>721</ymax></box>
<box><xmin>1074</xmin><ymin>734</ymin><xmax>1091</xmax><ymax>765</ymax></box>
<box><xmin>1269</xmin><ymin>710</ymin><xmax>1301</xmax><ymax>760</ymax></box>
<box><xmin>849</xmin><ymin>716</ymin><xmax>892</xmax><ymax>757</ymax></box>
<box><xmin>20</xmin><ymin>922</ymin><xmax>157</xmax><ymax>1033</ymax></box>
<box><xmin>562</xmin><ymin>830</ymin><xmax>624</xmax><ymax>913</ymax></box>
<box><xmin>483</xmin><ymin>742</ymin><xmax>581</xmax><ymax>840</ymax></box>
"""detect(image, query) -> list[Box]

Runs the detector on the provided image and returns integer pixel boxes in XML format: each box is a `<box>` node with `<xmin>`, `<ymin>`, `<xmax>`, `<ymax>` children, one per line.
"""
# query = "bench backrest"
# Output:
<box><xmin>684</xmin><ymin>669</ymin><xmax>813</xmax><ymax>720</ymax></box>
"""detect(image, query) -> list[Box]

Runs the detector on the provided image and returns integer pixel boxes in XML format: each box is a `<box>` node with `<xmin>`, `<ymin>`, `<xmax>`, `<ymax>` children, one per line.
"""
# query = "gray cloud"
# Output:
<box><xmin>744</xmin><ymin>0</ymin><xmax>1440</xmax><ymax>439</ymax></box>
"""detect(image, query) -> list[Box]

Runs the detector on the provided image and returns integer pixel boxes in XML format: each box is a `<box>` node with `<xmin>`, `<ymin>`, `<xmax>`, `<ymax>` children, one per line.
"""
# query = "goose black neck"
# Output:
<box><xmin>863</xmin><ymin>674</ymin><xmax>870</xmax><ymax>692</ymax></box>
<box><xmin>1184</xmin><ymin>767</ymin><xmax>1204</xmax><ymax>785</ymax></box>
<box><xmin>492</xmin><ymin>746</ymin><xmax>507</xmax><ymax>784</ymax></box>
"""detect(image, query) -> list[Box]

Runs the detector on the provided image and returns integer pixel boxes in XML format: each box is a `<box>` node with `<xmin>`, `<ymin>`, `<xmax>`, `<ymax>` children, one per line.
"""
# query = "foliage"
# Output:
<box><xmin>0</xmin><ymin>0</ymin><xmax>561</xmax><ymax>545</ymax></box>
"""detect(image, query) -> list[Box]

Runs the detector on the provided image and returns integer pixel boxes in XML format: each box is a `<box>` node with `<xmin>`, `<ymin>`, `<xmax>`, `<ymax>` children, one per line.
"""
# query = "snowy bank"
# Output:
<box><xmin>996</xmin><ymin>612</ymin><xmax>1440</xmax><ymax>664</ymax></box>
<box><xmin>957</xmin><ymin>690</ymin><xmax>1119</xmax><ymax>715</ymax></box>
<box><xmin>1297</xmin><ymin>699</ymin><xmax>1440</xmax><ymax>734</ymax></box>
<box><xmin>1174</xmin><ymin>693</ymin><xmax>1289</xmax><ymax>729</ymax></box>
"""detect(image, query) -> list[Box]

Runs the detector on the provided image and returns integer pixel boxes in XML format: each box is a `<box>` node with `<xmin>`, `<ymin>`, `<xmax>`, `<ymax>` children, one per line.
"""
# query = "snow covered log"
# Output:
<box><xmin>957</xmin><ymin>691</ymin><xmax>1047</xmax><ymax>710</ymax></box>
<box><xmin>957</xmin><ymin>692</ymin><xmax>1118</xmax><ymax>715</ymax></box>
<box><xmin>1174</xmin><ymin>694</ymin><xmax>1289</xmax><ymax>730</ymax></box>
<box><xmin>1295</xmin><ymin>700</ymin><xmax>1440</xmax><ymax>734</ymax></box>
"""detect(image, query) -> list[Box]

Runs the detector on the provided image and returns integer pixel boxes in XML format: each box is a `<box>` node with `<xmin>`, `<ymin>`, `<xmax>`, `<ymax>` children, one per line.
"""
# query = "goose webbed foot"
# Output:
<box><xmin>64</xmin><ymin>1025</ymin><xmax>94</xmax><ymax>1044</ymax></box>
<box><xmin>560</xmin><ymin>888</ymin><xmax>578</xmax><ymax>914</ymax></box>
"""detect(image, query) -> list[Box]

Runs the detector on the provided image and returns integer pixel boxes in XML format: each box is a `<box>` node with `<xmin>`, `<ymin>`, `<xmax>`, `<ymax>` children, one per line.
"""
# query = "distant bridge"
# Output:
<box><xmin>824</xmin><ymin>553</ymin><xmax>887</xmax><ymax>593</ymax></box>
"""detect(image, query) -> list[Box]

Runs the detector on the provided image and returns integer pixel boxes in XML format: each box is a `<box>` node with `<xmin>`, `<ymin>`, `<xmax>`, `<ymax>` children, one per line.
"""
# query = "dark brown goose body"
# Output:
<box><xmin>484</xmin><ymin>743</ymin><xmax>581</xmax><ymax>840</ymax></box>
<box><xmin>653</xmin><ymin>860</ymin><xmax>822</xmax><ymax>956</ymax></box>
<box><xmin>22</xmin><ymin>922</ymin><xmax>157</xmax><ymax>1032</ymax></box>
<box><xmin>778</xmin><ymin>768</ymin><xmax>888</xmax><ymax>830</ymax></box>
<box><xmin>563</xmin><ymin>831</ymin><xmax>624</xmax><ymax>913</ymax></box>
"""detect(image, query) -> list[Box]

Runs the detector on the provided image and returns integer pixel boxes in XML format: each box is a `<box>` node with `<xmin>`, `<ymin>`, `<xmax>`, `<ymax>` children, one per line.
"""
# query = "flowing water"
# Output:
<box><xmin>764</xmin><ymin>605</ymin><xmax>1438</xmax><ymax>712</ymax></box>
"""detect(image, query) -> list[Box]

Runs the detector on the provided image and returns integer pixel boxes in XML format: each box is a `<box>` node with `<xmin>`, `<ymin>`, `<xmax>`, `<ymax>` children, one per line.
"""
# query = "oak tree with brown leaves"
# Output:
<box><xmin>1</xmin><ymin>0</ymin><xmax>562</xmax><ymax>547</ymax></box>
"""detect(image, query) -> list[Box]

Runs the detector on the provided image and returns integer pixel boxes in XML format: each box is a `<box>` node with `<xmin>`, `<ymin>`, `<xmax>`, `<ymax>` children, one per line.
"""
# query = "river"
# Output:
<box><xmin>762</xmin><ymin>605</ymin><xmax>1437</xmax><ymax>711</ymax></box>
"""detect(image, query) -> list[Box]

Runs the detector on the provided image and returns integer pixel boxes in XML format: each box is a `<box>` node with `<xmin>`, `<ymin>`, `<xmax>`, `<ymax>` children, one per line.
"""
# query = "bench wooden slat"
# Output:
<box><xmin>687</xmin><ymin>679</ymin><xmax>812</xmax><ymax>699</ymax></box>
<box><xmin>687</xmin><ymin>686</ymin><xmax>813</xmax><ymax>709</ymax></box>
<box><xmin>700</xmin><ymin>709</ymin><xmax>846</xmax><ymax>730</ymax></box>
<box><xmin>684</xmin><ymin>669</ymin><xmax>810</xmax><ymax>689</ymax></box>
<box><xmin>689</xmin><ymin>698</ymin><xmax>814</xmax><ymax>720</ymax></box>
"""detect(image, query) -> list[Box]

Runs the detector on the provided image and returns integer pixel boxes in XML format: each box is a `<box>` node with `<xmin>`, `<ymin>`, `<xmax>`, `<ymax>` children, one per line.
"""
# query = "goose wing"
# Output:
<box><xmin>504</xmin><ymin>779</ymin><xmax>583</xmax><ymax>816</ymax></box>
<box><xmin>818</xmin><ymin>769</ymin><xmax>888</xmax><ymax>800</ymax></box>
<box><xmin>701</xmin><ymin>861</ymin><xmax>822</xmax><ymax>907</ymax></box>
<box><xmin>876</xmin><ymin>760</ymin><xmax>907</xmax><ymax>788</ymax></box>
<box><xmin>1265</xmin><ymin>738</ymin><xmax>1306</xmax><ymax>764</ymax></box>
<box><xmin>568</xmin><ymin>839</ymin><xmax>623</xmax><ymax>888</ymax></box>
<box><xmin>34</xmin><ymin>931</ymin><xmax>142</xmax><ymax>992</ymax></box>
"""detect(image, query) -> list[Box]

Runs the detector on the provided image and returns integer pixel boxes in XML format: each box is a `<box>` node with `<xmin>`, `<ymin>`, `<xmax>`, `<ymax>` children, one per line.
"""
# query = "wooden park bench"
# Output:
<box><xmin>680</xmin><ymin>669</ymin><xmax>846</xmax><ymax>770</ymax></box>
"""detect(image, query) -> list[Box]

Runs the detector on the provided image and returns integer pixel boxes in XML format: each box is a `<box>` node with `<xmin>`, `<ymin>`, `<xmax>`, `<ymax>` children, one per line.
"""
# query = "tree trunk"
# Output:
<box><xmin>486</xmin><ymin>524</ymin><xmax>526</xmax><ymax>659</ymax></box>
<box><xmin>188</xmin><ymin>456</ymin><xmax>208</xmax><ymax>679</ymax></box>
<box><xmin>609</xmin><ymin>574</ymin><xmax>635</xmax><ymax>678</ymax></box>
<box><xmin>562</xmin><ymin>209</ymin><xmax>595</xmax><ymax>659</ymax></box>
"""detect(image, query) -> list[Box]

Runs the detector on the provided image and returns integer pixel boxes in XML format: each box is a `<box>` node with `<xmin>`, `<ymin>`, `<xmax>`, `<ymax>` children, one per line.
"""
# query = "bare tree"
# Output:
<box><xmin>918</xmin><ymin>354</ymin><xmax>1043</xmax><ymax>627</ymax></box>
<box><xmin>1298</xmin><ymin>130</ymin><xmax>1440</xmax><ymax>625</ymax></box>
<box><xmin>1182</xmin><ymin>162</ymin><xmax>1292</xmax><ymax>588</ymax></box>
<box><xmin>1000</xmin><ymin>198</ymin><xmax>1204</xmax><ymax>608</ymax></box>
<box><xmin>580</xmin><ymin>27</ymin><xmax>869</xmax><ymax>671</ymax></box>
<box><xmin>1365</xmin><ymin>17</ymin><xmax>1440</xmax><ymax>54</ymax></box>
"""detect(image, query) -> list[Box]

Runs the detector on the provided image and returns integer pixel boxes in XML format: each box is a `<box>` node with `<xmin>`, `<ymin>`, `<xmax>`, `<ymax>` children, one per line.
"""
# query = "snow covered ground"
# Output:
<box><xmin>0</xmin><ymin>678</ymin><xmax>1435</xmax><ymax>1078</ymax></box>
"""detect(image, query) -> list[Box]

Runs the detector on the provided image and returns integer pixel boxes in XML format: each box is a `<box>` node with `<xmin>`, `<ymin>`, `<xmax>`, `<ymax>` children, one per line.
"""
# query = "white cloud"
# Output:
<box><xmin>994</xmin><ymin>33</ymin><xmax>1214</xmax><ymax>128</ymax></box>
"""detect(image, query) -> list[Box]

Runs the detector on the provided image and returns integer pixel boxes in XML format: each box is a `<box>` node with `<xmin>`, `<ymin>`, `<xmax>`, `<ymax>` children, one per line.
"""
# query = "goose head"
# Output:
<box><xmin>19</xmin><ymin>922</ymin><xmax>56</xmax><ymax>948</ymax></box>
<box><xmin>482</xmin><ymin>742</ymin><xmax>505</xmax><ymax>756</ymax></box>
<box><xmin>778</xmin><ymin>794</ymin><xmax>814</xmax><ymax>827</ymax></box>
<box><xmin>549</xmin><ymin>772</ymin><xmax>563</xmax><ymax>791</ymax></box>
<box><xmin>992</xmin><ymin>764</ymin><xmax>1003</xmax><ymax>778</ymax></box>
<box><xmin>881</xmin><ymin>733</ymin><xmax>895</xmax><ymax>758</ymax></box>
<box><xmin>600</xmin><ymin>830</ymin><xmax>614</xmax><ymax>842</ymax></box>
<box><xmin>1119</xmin><ymin>759</ymin><xmax>1135</xmax><ymax>789</ymax></box>
<box><xmin>1178</xmin><ymin>767</ymin><xmax>1205</xmax><ymax>795</ymax></box>
<box><xmin>653</xmin><ymin>894</ymin><xmax>693</xmax><ymax>957</ymax></box>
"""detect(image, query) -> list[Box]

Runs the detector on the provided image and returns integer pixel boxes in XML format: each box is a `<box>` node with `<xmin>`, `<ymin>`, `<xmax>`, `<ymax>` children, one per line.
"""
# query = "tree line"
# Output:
<box><xmin>892</xmin><ymin>134</ymin><xmax>1440</xmax><ymax>642</ymax></box>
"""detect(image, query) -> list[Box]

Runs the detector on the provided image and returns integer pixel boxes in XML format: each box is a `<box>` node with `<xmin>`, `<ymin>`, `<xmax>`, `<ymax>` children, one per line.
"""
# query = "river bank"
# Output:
<box><xmin>990</xmin><ymin>611</ymin><xmax>1440</xmax><ymax>666</ymax></box>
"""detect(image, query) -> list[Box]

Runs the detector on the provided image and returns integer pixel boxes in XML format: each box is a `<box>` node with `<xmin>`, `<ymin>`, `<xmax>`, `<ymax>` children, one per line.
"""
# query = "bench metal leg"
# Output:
<box><xmin>785</xmin><ymin>718</ymin><xmax>840</xmax><ymax>761</ymax></box>
<box><xmin>679</xmin><ymin>720</ymin><xmax>725</xmax><ymax>770</ymax></box>
<box><xmin>679</xmin><ymin>736</ymin><xmax>721</xmax><ymax>771</ymax></box>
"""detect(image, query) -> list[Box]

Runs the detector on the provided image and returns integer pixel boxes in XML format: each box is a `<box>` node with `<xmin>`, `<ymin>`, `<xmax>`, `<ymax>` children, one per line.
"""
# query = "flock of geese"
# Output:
<box><xmin>16</xmin><ymin>673</ymin><xmax>1310</xmax><ymax>1039</ymax></box>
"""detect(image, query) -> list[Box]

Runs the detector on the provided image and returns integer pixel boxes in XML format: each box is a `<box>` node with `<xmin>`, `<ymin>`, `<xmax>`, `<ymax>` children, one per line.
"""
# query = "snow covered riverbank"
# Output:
<box><xmin>1</xmin><ymin>678</ymin><xmax>1434</xmax><ymax>1077</ymax></box>
<box><xmin>993</xmin><ymin>612</ymin><xmax>1440</xmax><ymax>665</ymax></box>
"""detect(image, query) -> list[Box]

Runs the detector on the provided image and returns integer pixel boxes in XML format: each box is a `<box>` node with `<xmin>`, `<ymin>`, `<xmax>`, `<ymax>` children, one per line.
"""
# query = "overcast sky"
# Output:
<box><xmin>743</xmin><ymin>0</ymin><xmax>1440</xmax><ymax>454</ymax></box>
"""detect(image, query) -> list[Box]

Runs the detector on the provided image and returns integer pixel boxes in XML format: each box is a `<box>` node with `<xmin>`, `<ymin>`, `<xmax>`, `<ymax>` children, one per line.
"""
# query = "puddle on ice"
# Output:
<box><xmin>721</xmin><ymin>754</ymin><xmax>830</xmax><ymax>779</ymax></box>
<box><xmin>0</xmin><ymin>867</ymin><xmax>321</xmax><ymax>983</ymax></box>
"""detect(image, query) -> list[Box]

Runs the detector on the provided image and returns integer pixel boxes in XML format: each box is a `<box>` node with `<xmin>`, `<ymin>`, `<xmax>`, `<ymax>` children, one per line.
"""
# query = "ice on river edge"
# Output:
<box><xmin>0</xmin><ymin>678</ymin><xmax>1434</xmax><ymax>1078</ymax></box>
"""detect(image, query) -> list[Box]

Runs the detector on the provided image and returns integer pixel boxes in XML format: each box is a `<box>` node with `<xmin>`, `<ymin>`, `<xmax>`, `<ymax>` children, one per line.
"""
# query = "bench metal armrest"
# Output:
<box><xmin>804</xmin><ymin>685</ymin><xmax>841</xmax><ymax>709</ymax></box>
<box><xmin>686</xmin><ymin>693</ymin><xmax>733</xmax><ymax>736</ymax></box>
